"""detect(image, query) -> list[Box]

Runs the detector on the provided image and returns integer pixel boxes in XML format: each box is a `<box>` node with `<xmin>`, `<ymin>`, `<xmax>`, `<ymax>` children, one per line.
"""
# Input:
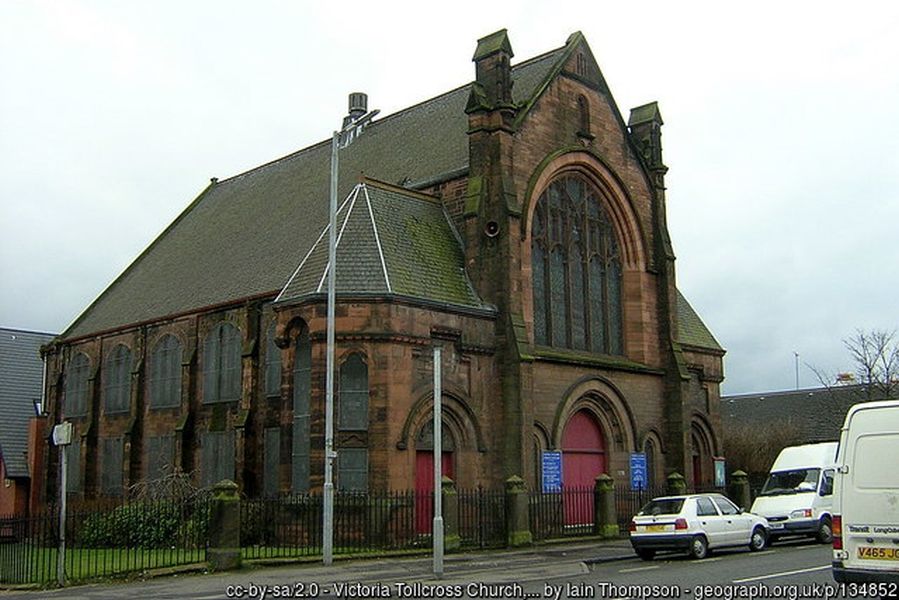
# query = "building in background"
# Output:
<box><xmin>722</xmin><ymin>384</ymin><xmax>894</xmax><ymax>445</ymax></box>
<box><xmin>0</xmin><ymin>327</ymin><xmax>55</xmax><ymax>516</ymax></box>
<box><xmin>39</xmin><ymin>30</ymin><xmax>724</xmax><ymax>504</ymax></box>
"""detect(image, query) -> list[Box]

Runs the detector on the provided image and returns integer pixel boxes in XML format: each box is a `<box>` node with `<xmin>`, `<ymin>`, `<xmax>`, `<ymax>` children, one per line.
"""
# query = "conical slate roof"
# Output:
<box><xmin>276</xmin><ymin>180</ymin><xmax>485</xmax><ymax>310</ymax></box>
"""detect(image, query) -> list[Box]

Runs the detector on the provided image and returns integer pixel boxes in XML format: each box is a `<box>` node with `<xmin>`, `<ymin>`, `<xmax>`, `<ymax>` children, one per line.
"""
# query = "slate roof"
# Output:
<box><xmin>62</xmin><ymin>45</ymin><xmax>566</xmax><ymax>340</ymax></box>
<box><xmin>676</xmin><ymin>290</ymin><xmax>722</xmax><ymax>351</ymax></box>
<box><xmin>276</xmin><ymin>180</ymin><xmax>484</xmax><ymax>310</ymax></box>
<box><xmin>721</xmin><ymin>384</ymin><xmax>893</xmax><ymax>443</ymax></box>
<box><xmin>0</xmin><ymin>327</ymin><xmax>55</xmax><ymax>478</ymax></box>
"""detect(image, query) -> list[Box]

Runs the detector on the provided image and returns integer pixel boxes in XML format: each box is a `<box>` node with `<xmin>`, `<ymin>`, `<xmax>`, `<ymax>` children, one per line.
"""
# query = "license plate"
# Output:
<box><xmin>858</xmin><ymin>546</ymin><xmax>899</xmax><ymax>560</ymax></box>
<box><xmin>644</xmin><ymin>524</ymin><xmax>667</xmax><ymax>532</ymax></box>
<box><xmin>769</xmin><ymin>523</ymin><xmax>784</xmax><ymax>530</ymax></box>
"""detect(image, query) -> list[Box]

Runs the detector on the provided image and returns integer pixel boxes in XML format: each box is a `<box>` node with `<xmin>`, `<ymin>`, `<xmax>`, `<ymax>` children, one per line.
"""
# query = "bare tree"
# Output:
<box><xmin>845</xmin><ymin>329</ymin><xmax>899</xmax><ymax>400</ymax></box>
<box><xmin>809</xmin><ymin>328</ymin><xmax>899</xmax><ymax>401</ymax></box>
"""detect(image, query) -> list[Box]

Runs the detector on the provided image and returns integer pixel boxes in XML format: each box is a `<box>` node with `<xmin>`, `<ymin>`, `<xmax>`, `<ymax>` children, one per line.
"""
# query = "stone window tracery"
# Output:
<box><xmin>532</xmin><ymin>174</ymin><xmax>623</xmax><ymax>354</ymax></box>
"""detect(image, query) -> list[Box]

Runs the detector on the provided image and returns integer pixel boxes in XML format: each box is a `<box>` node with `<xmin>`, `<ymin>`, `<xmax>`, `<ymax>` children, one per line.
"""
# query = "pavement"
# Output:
<box><xmin>0</xmin><ymin>538</ymin><xmax>639</xmax><ymax>597</ymax></box>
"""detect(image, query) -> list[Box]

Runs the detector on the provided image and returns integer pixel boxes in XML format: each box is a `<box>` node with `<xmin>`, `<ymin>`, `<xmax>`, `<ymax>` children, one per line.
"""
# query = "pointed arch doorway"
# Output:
<box><xmin>414</xmin><ymin>420</ymin><xmax>455</xmax><ymax>534</ymax></box>
<box><xmin>561</xmin><ymin>409</ymin><xmax>606</xmax><ymax>525</ymax></box>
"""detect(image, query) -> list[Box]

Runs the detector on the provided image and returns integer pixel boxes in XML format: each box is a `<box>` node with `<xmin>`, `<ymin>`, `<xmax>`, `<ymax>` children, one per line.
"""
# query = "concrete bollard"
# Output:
<box><xmin>207</xmin><ymin>479</ymin><xmax>242</xmax><ymax>571</ymax></box>
<box><xmin>442</xmin><ymin>476</ymin><xmax>461</xmax><ymax>551</ymax></box>
<box><xmin>667</xmin><ymin>472</ymin><xmax>687</xmax><ymax>496</ymax></box>
<box><xmin>504</xmin><ymin>475</ymin><xmax>532</xmax><ymax>547</ymax></box>
<box><xmin>594</xmin><ymin>473</ymin><xmax>618</xmax><ymax>538</ymax></box>
<box><xmin>729</xmin><ymin>470</ymin><xmax>752</xmax><ymax>511</ymax></box>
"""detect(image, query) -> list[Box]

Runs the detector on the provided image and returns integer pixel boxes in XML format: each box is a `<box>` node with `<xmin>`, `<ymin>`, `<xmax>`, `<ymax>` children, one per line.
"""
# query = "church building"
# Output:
<box><xmin>40</xmin><ymin>30</ymin><xmax>724</xmax><ymax>502</ymax></box>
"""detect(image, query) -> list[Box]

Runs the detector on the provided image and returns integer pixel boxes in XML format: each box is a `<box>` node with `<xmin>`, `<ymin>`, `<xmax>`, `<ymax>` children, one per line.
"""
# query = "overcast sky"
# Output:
<box><xmin>2</xmin><ymin>1</ymin><xmax>897</xmax><ymax>395</ymax></box>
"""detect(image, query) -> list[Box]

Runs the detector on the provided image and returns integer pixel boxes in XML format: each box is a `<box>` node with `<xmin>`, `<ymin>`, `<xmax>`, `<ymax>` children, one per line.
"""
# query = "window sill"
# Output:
<box><xmin>532</xmin><ymin>346</ymin><xmax>663</xmax><ymax>375</ymax></box>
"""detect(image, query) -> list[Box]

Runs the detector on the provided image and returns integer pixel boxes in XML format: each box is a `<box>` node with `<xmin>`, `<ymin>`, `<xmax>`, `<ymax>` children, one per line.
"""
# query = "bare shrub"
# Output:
<box><xmin>723</xmin><ymin>421</ymin><xmax>802</xmax><ymax>478</ymax></box>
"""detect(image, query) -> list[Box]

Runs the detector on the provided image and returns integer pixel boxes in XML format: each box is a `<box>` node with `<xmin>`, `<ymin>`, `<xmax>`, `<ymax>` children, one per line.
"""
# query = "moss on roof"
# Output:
<box><xmin>62</xmin><ymin>45</ymin><xmax>564</xmax><ymax>339</ymax></box>
<box><xmin>276</xmin><ymin>180</ymin><xmax>483</xmax><ymax>309</ymax></box>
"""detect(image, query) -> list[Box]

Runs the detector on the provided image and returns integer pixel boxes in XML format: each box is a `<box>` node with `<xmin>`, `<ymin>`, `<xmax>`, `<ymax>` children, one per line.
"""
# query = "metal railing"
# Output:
<box><xmin>0</xmin><ymin>494</ymin><xmax>210</xmax><ymax>585</ymax></box>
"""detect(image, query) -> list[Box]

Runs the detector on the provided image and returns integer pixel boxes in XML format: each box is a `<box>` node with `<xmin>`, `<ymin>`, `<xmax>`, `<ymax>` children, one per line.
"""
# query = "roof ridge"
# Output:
<box><xmin>215</xmin><ymin>45</ymin><xmax>568</xmax><ymax>189</ymax></box>
<box><xmin>362</xmin><ymin>176</ymin><xmax>441</xmax><ymax>203</ymax></box>
<box><xmin>316</xmin><ymin>185</ymin><xmax>363</xmax><ymax>293</ymax></box>
<box><xmin>362</xmin><ymin>184</ymin><xmax>392</xmax><ymax>293</ymax></box>
<box><xmin>0</xmin><ymin>327</ymin><xmax>56</xmax><ymax>336</ymax></box>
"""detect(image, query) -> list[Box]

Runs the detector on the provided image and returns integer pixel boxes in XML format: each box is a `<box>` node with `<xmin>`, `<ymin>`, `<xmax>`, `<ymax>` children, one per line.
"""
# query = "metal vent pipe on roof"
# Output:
<box><xmin>348</xmin><ymin>92</ymin><xmax>368</xmax><ymax>118</ymax></box>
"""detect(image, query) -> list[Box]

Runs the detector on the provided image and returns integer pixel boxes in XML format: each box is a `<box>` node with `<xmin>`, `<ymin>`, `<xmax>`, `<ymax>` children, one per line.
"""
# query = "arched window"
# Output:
<box><xmin>338</xmin><ymin>353</ymin><xmax>368</xmax><ymax>431</ymax></box>
<box><xmin>203</xmin><ymin>323</ymin><xmax>241</xmax><ymax>404</ymax></box>
<box><xmin>65</xmin><ymin>353</ymin><xmax>90</xmax><ymax>417</ymax></box>
<box><xmin>292</xmin><ymin>326</ymin><xmax>311</xmax><ymax>493</ymax></box>
<box><xmin>149</xmin><ymin>334</ymin><xmax>182</xmax><ymax>409</ymax></box>
<box><xmin>264</xmin><ymin>320</ymin><xmax>282</xmax><ymax>398</ymax></box>
<box><xmin>104</xmin><ymin>344</ymin><xmax>132</xmax><ymax>414</ymax></box>
<box><xmin>532</xmin><ymin>175</ymin><xmax>623</xmax><ymax>354</ymax></box>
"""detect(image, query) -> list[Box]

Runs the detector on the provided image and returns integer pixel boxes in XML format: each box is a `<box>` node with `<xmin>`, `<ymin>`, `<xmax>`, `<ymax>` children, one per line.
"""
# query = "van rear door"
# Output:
<box><xmin>840</xmin><ymin>403</ymin><xmax>899</xmax><ymax>578</ymax></box>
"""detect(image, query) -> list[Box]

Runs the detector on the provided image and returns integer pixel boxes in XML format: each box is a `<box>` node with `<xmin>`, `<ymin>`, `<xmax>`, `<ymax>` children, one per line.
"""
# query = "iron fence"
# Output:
<box><xmin>0</xmin><ymin>494</ymin><xmax>210</xmax><ymax>585</ymax></box>
<box><xmin>529</xmin><ymin>487</ymin><xmax>596</xmax><ymax>541</ymax></box>
<box><xmin>457</xmin><ymin>487</ymin><xmax>505</xmax><ymax>548</ymax></box>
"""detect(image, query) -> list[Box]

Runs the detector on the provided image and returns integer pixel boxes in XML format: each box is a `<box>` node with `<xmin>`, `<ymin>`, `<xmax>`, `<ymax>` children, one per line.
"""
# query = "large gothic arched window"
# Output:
<box><xmin>532</xmin><ymin>174</ymin><xmax>623</xmax><ymax>354</ymax></box>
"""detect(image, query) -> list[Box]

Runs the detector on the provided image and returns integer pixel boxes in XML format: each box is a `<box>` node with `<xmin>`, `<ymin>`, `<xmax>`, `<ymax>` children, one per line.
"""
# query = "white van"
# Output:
<box><xmin>832</xmin><ymin>399</ymin><xmax>899</xmax><ymax>589</ymax></box>
<box><xmin>750</xmin><ymin>442</ymin><xmax>838</xmax><ymax>543</ymax></box>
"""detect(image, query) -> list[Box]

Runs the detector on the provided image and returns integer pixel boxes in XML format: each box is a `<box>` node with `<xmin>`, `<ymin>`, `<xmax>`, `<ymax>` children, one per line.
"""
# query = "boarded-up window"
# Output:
<box><xmin>338</xmin><ymin>353</ymin><xmax>368</xmax><ymax>431</ymax></box>
<box><xmin>203</xmin><ymin>323</ymin><xmax>241</xmax><ymax>404</ymax></box>
<box><xmin>264</xmin><ymin>427</ymin><xmax>280</xmax><ymax>497</ymax></box>
<box><xmin>100</xmin><ymin>437</ymin><xmax>124</xmax><ymax>496</ymax></box>
<box><xmin>292</xmin><ymin>328</ymin><xmax>311</xmax><ymax>493</ymax></box>
<box><xmin>200</xmin><ymin>430</ymin><xmax>235</xmax><ymax>487</ymax></box>
<box><xmin>65</xmin><ymin>439</ymin><xmax>81</xmax><ymax>493</ymax></box>
<box><xmin>65</xmin><ymin>353</ymin><xmax>90</xmax><ymax>417</ymax></box>
<box><xmin>104</xmin><ymin>344</ymin><xmax>132</xmax><ymax>414</ymax></box>
<box><xmin>145</xmin><ymin>434</ymin><xmax>175</xmax><ymax>481</ymax></box>
<box><xmin>265</xmin><ymin>321</ymin><xmax>282</xmax><ymax>398</ymax></box>
<box><xmin>149</xmin><ymin>335</ymin><xmax>182</xmax><ymax>408</ymax></box>
<box><xmin>338</xmin><ymin>448</ymin><xmax>368</xmax><ymax>492</ymax></box>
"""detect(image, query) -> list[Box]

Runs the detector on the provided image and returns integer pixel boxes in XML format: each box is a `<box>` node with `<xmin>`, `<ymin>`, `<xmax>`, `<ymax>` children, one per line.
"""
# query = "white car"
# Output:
<box><xmin>629</xmin><ymin>493</ymin><xmax>769</xmax><ymax>560</ymax></box>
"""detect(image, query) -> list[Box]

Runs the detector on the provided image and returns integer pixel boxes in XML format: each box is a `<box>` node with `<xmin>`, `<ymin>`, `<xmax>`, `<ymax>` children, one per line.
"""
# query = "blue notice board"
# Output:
<box><xmin>542</xmin><ymin>451</ymin><xmax>562</xmax><ymax>492</ymax></box>
<box><xmin>630</xmin><ymin>452</ymin><xmax>647</xmax><ymax>491</ymax></box>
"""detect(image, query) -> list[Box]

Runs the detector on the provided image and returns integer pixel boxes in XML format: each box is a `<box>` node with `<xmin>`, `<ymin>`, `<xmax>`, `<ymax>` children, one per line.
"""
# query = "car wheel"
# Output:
<box><xmin>636</xmin><ymin>549</ymin><xmax>655</xmax><ymax>561</ymax></box>
<box><xmin>816</xmin><ymin>517</ymin><xmax>833</xmax><ymax>544</ymax></box>
<box><xmin>749</xmin><ymin>526</ymin><xmax>767</xmax><ymax>551</ymax></box>
<box><xmin>689</xmin><ymin>535</ymin><xmax>709</xmax><ymax>559</ymax></box>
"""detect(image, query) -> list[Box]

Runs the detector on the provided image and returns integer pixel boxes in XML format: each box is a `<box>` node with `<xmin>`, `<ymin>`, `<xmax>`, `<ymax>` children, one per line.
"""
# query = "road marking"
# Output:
<box><xmin>733</xmin><ymin>565</ymin><xmax>830</xmax><ymax>583</ymax></box>
<box><xmin>619</xmin><ymin>565</ymin><xmax>659</xmax><ymax>573</ymax></box>
<box><xmin>752</xmin><ymin>550</ymin><xmax>776</xmax><ymax>556</ymax></box>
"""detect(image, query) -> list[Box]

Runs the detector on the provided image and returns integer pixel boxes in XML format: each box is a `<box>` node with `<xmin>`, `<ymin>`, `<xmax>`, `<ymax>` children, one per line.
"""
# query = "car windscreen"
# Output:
<box><xmin>759</xmin><ymin>468</ymin><xmax>821</xmax><ymax>496</ymax></box>
<box><xmin>638</xmin><ymin>498</ymin><xmax>685</xmax><ymax>516</ymax></box>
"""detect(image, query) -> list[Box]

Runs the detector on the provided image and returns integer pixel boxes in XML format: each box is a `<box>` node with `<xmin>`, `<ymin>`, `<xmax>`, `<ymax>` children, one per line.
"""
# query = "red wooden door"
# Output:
<box><xmin>415</xmin><ymin>451</ymin><xmax>453</xmax><ymax>534</ymax></box>
<box><xmin>561</xmin><ymin>410</ymin><xmax>606</xmax><ymax>525</ymax></box>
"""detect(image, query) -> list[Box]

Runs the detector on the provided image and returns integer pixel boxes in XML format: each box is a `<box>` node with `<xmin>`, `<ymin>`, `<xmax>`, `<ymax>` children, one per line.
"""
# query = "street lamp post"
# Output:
<box><xmin>323</xmin><ymin>100</ymin><xmax>378</xmax><ymax>566</ymax></box>
<box><xmin>432</xmin><ymin>344</ymin><xmax>444</xmax><ymax>578</ymax></box>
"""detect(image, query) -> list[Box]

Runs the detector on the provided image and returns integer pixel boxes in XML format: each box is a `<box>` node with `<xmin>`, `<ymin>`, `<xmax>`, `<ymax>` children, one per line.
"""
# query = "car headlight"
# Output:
<box><xmin>790</xmin><ymin>509</ymin><xmax>813</xmax><ymax>519</ymax></box>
